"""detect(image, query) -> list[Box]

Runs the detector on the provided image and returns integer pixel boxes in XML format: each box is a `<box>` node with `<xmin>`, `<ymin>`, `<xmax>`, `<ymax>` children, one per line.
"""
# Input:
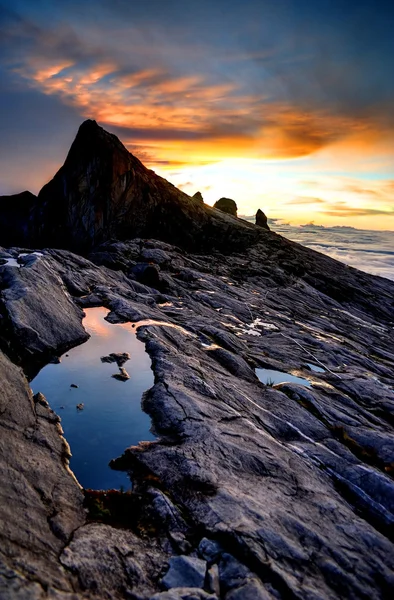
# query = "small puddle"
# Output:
<box><xmin>256</xmin><ymin>368</ymin><xmax>311</xmax><ymax>387</ymax></box>
<box><xmin>0</xmin><ymin>252</ymin><xmax>43</xmax><ymax>268</ymax></box>
<box><xmin>306</xmin><ymin>363</ymin><xmax>325</xmax><ymax>373</ymax></box>
<box><xmin>31</xmin><ymin>307</ymin><xmax>155</xmax><ymax>490</ymax></box>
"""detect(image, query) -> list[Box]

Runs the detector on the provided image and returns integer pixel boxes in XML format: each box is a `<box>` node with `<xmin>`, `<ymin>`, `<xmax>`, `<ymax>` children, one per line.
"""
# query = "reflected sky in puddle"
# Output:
<box><xmin>256</xmin><ymin>368</ymin><xmax>311</xmax><ymax>387</ymax></box>
<box><xmin>306</xmin><ymin>363</ymin><xmax>325</xmax><ymax>373</ymax></box>
<box><xmin>31</xmin><ymin>307</ymin><xmax>155</xmax><ymax>490</ymax></box>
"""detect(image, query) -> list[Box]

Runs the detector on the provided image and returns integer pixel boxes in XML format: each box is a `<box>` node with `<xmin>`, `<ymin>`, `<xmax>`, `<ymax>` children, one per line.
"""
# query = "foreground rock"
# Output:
<box><xmin>1</xmin><ymin>235</ymin><xmax>394</xmax><ymax>598</ymax></box>
<box><xmin>0</xmin><ymin>350</ymin><xmax>85</xmax><ymax>597</ymax></box>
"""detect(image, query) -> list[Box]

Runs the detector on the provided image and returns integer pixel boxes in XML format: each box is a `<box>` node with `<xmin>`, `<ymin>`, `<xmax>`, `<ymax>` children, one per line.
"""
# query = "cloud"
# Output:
<box><xmin>2</xmin><ymin>7</ymin><xmax>394</xmax><ymax>169</ymax></box>
<box><xmin>320</xmin><ymin>205</ymin><xmax>394</xmax><ymax>218</ymax></box>
<box><xmin>284</xmin><ymin>196</ymin><xmax>326</xmax><ymax>205</ymax></box>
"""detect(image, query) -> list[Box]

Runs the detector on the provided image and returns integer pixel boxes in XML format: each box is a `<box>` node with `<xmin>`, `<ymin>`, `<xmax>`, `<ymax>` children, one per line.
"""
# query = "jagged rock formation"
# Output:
<box><xmin>0</xmin><ymin>121</ymin><xmax>258</xmax><ymax>253</ymax></box>
<box><xmin>255</xmin><ymin>208</ymin><xmax>270</xmax><ymax>230</ymax></box>
<box><xmin>192</xmin><ymin>191</ymin><xmax>204</xmax><ymax>203</ymax></box>
<box><xmin>213</xmin><ymin>197</ymin><xmax>237</xmax><ymax>216</ymax></box>
<box><xmin>0</xmin><ymin>191</ymin><xmax>37</xmax><ymax>247</ymax></box>
<box><xmin>1</xmin><ymin>123</ymin><xmax>394</xmax><ymax>599</ymax></box>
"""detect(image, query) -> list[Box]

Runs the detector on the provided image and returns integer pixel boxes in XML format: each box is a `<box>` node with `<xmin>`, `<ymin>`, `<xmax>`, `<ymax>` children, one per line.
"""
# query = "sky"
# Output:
<box><xmin>0</xmin><ymin>0</ymin><xmax>393</xmax><ymax>230</ymax></box>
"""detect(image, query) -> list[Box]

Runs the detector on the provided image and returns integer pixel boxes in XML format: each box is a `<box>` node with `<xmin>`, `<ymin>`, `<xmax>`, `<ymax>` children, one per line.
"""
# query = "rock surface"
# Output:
<box><xmin>1</xmin><ymin>235</ymin><xmax>393</xmax><ymax>599</ymax></box>
<box><xmin>161</xmin><ymin>556</ymin><xmax>207</xmax><ymax>590</ymax></box>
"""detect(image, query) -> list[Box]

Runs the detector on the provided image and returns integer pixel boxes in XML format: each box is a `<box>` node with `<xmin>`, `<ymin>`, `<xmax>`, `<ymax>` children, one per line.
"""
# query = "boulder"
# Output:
<box><xmin>255</xmin><ymin>209</ymin><xmax>270</xmax><ymax>230</ymax></box>
<box><xmin>192</xmin><ymin>191</ymin><xmax>204</xmax><ymax>203</ymax></box>
<box><xmin>213</xmin><ymin>197</ymin><xmax>237</xmax><ymax>217</ymax></box>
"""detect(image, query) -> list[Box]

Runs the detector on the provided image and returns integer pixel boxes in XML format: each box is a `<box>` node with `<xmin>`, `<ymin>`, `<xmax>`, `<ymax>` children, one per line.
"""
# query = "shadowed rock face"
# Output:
<box><xmin>0</xmin><ymin>191</ymin><xmax>37</xmax><ymax>246</ymax></box>
<box><xmin>213</xmin><ymin>197</ymin><xmax>237</xmax><ymax>217</ymax></box>
<box><xmin>192</xmin><ymin>191</ymin><xmax>204</xmax><ymax>203</ymax></box>
<box><xmin>25</xmin><ymin>120</ymin><xmax>257</xmax><ymax>253</ymax></box>
<box><xmin>255</xmin><ymin>209</ymin><xmax>270</xmax><ymax>230</ymax></box>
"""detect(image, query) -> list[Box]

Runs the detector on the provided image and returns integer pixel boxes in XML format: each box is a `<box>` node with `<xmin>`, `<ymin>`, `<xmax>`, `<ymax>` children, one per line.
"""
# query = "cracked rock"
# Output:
<box><xmin>161</xmin><ymin>556</ymin><xmax>207</xmax><ymax>590</ymax></box>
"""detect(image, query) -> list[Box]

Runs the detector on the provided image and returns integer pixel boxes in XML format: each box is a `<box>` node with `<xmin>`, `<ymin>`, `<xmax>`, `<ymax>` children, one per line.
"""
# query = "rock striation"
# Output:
<box><xmin>1</xmin><ymin>235</ymin><xmax>394</xmax><ymax>599</ymax></box>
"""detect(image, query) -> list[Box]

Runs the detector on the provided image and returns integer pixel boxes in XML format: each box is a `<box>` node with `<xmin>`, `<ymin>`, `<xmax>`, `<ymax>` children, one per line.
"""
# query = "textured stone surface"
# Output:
<box><xmin>60</xmin><ymin>523</ymin><xmax>167</xmax><ymax>599</ymax></box>
<box><xmin>0</xmin><ymin>252</ymin><xmax>88</xmax><ymax>369</ymax></box>
<box><xmin>0</xmin><ymin>350</ymin><xmax>85</xmax><ymax>596</ymax></box>
<box><xmin>1</xmin><ymin>237</ymin><xmax>394</xmax><ymax>598</ymax></box>
<box><xmin>161</xmin><ymin>556</ymin><xmax>207</xmax><ymax>590</ymax></box>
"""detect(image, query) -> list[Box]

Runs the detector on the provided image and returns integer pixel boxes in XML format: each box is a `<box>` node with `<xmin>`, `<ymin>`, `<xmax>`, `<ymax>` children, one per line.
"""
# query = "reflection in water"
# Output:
<box><xmin>306</xmin><ymin>363</ymin><xmax>325</xmax><ymax>373</ymax></box>
<box><xmin>31</xmin><ymin>307</ymin><xmax>155</xmax><ymax>490</ymax></box>
<box><xmin>256</xmin><ymin>368</ymin><xmax>311</xmax><ymax>387</ymax></box>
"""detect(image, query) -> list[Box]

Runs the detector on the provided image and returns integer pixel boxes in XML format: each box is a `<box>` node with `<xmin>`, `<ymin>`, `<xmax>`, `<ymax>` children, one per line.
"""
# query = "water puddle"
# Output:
<box><xmin>306</xmin><ymin>363</ymin><xmax>325</xmax><ymax>373</ymax></box>
<box><xmin>132</xmin><ymin>319</ymin><xmax>196</xmax><ymax>337</ymax></box>
<box><xmin>0</xmin><ymin>251</ymin><xmax>43</xmax><ymax>268</ymax></box>
<box><xmin>256</xmin><ymin>368</ymin><xmax>311</xmax><ymax>387</ymax></box>
<box><xmin>31</xmin><ymin>307</ymin><xmax>155</xmax><ymax>490</ymax></box>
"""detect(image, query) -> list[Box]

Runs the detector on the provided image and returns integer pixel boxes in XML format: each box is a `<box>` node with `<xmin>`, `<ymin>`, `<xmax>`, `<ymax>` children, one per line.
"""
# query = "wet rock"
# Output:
<box><xmin>112</xmin><ymin>367</ymin><xmax>130</xmax><ymax>381</ymax></box>
<box><xmin>1</xmin><ymin>219</ymin><xmax>394</xmax><ymax>600</ymax></box>
<box><xmin>255</xmin><ymin>209</ymin><xmax>270</xmax><ymax>231</ymax></box>
<box><xmin>101</xmin><ymin>352</ymin><xmax>131</xmax><ymax>366</ymax></box>
<box><xmin>214</xmin><ymin>197</ymin><xmax>237</xmax><ymax>217</ymax></box>
<box><xmin>0</xmin><ymin>350</ymin><xmax>85</xmax><ymax>593</ymax></box>
<box><xmin>0</xmin><ymin>252</ymin><xmax>88</xmax><ymax>370</ymax></box>
<box><xmin>161</xmin><ymin>556</ymin><xmax>207</xmax><ymax>590</ymax></box>
<box><xmin>206</xmin><ymin>346</ymin><xmax>257</xmax><ymax>381</ymax></box>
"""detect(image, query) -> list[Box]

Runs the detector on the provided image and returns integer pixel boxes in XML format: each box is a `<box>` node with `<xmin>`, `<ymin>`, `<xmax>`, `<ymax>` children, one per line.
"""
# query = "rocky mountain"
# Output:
<box><xmin>0</xmin><ymin>190</ymin><xmax>37</xmax><ymax>247</ymax></box>
<box><xmin>0</xmin><ymin>120</ymin><xmax>259</xmax><ymax>253</ymax></box>
<box><xmin>0</xmin><ymin>122</ymin><xmax>394</xmax><ymax>600</ymax></box>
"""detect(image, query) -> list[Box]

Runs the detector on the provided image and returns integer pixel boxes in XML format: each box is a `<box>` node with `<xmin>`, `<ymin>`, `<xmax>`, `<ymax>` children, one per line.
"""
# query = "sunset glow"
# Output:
<box><xmin>0</xmin><ymin>0</ymin><xmax>393</xmax><ymax>229</ymax></box>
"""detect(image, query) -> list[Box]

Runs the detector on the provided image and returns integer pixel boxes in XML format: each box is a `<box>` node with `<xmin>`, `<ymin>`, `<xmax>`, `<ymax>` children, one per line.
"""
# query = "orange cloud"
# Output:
<box><xmin>10</xmin><ymin>51</ymin><xmax>394</xmax><ymax>170</ymax></box>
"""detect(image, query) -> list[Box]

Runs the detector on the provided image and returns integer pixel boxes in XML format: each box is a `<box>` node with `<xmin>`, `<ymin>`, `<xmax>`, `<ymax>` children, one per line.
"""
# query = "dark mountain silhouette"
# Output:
<box><xmin>0</xmin><ymin>191</ymin><xmax>37</xmax><ymax>247</ymax></box>
<box><xmin>0</xmin><ymin>120</ymin><xmax>261</xmax><ymax>252</ymax></box>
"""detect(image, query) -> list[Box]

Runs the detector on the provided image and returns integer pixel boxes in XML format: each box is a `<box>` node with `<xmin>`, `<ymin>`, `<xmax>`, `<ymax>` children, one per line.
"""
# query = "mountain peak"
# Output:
<box><xmin>25</xmin><ymin>121</ymin><xmax>259</xmax><ymax>252</ymax></box>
